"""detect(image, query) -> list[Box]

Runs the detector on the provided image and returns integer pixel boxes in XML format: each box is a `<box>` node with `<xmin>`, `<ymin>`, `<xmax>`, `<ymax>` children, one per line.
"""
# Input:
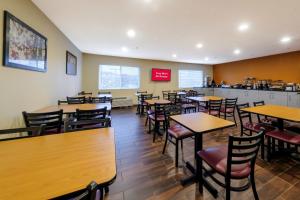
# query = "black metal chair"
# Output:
<box><xmin>0</xmin><ymin>125</ymin><xmax>45</xmax><ymax>141</ymax></box>
<box><xmin>67</xmin><ymin>96</ymin><xmax>86</xmax><ymax>104</ymax></box>
<box><xmin>78</xmin><ymin>91</ymin><xmax>93</xmax><ymax>95</ymax></box>
<box><xmin>162</xmin><ymin>90</ymin><xmax>171</xmax><ymax>100</ymax></box>
<box><xmin>98</xmin><ymin>91</ymin><xmax>111</xmax><ymax>95</ymax></box>
<box><xmin>204</xmin><ymin>99</ymin><xmax>223</xmax><ymax>117</ymax></box>
<box><xmin>220</xmin><ymin>98</ymin><xmax>238</xmax><ymax>125</ymax></box>
<box><xmin>65</xmin><ymin>118</ymin><xmax>111</xmax><ymax>132</ymax></box>
<box><xmin>167</xmin><ymin>92</ymin><xmax>178</xmax><ymax>104</ymax></box>
<box><xmin>58</xmin><ymin>100</ymin><xmax>68</xmax><ymax>105</ymax></box>
<box><xmin>198</xmin><ymin>131</ymin><xmax>265</xmax><ymax>200</ymax></box>
<box><xmin>148</xmin><ymin>103</ymin><xmax>168</xmax><ymax>142</ymax></box>
<box><xmin>138</xmin><ymin>94</ymin><xmax>153</xmax><ymax>115</ymax></box>
<box><xmin>90</xmin><ymin>97</ymin><xmax>107</xmax><ymax>103</ymax></box>
<box><xmin>236</xmin><ymin>103</ymin><xmax>275</xmax><ymax>137</ymax></box>
<box><xmin>75</xmin><ymin>107</ymin><xmax>111</xmax><ymax>129</ymax></box>
<box><xmin>23</xmin><ymin>110</ymin><xmax>64</xmax><ymax>134</ymax></box>
<box><xmin>162</xmin><ymin>104</ymin><xmax>194</xmax><ymax>167</ymax></box>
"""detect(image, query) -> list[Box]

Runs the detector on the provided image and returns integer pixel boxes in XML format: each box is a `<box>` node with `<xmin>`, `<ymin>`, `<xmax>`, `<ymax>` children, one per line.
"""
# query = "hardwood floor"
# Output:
<box><xmin>106</xmin><ymin>107</ymin><xmax>300</xmax><ymax>200</ymax></box>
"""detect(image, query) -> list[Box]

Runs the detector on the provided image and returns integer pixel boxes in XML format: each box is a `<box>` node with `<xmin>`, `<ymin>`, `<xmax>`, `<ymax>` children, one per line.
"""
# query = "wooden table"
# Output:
<box><xmin>0</xmin><ymin>128</ymin><xmax>116</xmax><ymax>200</ymax></box>
<box><xmin>36</xmin><ymin>103</ymin><xmax>111</xmax><ymax>114</ymax></box>
<box><xmin>186</xmin><ymin>96</ymin><xmax>223</xmax><ymax>102</ymax></box>
<box><xmin>241</xmin><ymin>104</ymin><xmax>300</xmax><ymax>130</ymax></box>
<box><xmin>145</xmin><ymin>99</ymin><xmax>171</xmax><ymax>105</ymax></box>
<box><xmin>171</xmin><ymin>112</ymin><xmax>235</xmax><ymax>196</ymax></box>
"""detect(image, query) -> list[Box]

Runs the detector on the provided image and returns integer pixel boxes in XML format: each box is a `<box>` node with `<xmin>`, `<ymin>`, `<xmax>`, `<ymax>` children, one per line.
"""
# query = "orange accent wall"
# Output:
<box><xmin>213</xmin><ymin>51</ymin><xmax>300</xmax><ymax>84</ymax></box>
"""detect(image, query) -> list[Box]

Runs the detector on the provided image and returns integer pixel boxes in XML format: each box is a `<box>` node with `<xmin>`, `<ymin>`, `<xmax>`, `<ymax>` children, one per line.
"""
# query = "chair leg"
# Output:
<box><xmin>225</xmin><ymin>177</ymin><xmax>231</xmax><ymax>200</ymax></box>
<box><xmin>250</xmin><ymin>171</ymin><xmax>259</xmax><ymax>200</ymax></box>
<box><xmin>267</xmin><ymin>136</ymin><xmax>271</xmax><ymax>161</ymax></box>
<box><xmin>261</xmin><ymin>136</ymin><xmax>265</xmax><ymax>160</ymax></box>
<box><xmin>175</xmin><ymin>140</ymin><xmax>179</xmax><ymax>167</ymax></box>
<box><xmin>148</xmin><ymin>118</ymin><xmax>151</xmax><ymax>133</ymax></box>
<box><xmin>233</xmin><ymin>112</ymin><xmax>237</xmax><ymax>126</ymax></box>
<box><xmin>145</xmin><ymin>116</ymin><xmax>148</xmax><ymax>126</ymax></box>
<box><xmin>181</xmin><ymin>139</ymin><xmax>183</xmax><ymax>149</ymax></box>
<box><xmin>162</xmin><ymin>132</ymin><xmax>169</xmax><ymax>154</ymax></box>
<box><xmin>153</xmin><ymin>130</ymin><xmax>156</xmax><ymax>143</ymax></box>
<box><xmin>104</xmin><ymin>186</ymin><xmax>109</xmax><ymax>193</ymax></box>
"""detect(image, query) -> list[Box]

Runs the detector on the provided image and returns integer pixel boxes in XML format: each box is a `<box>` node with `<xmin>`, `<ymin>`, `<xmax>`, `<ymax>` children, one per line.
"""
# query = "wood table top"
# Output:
<box><xmin>0</xmin><ymin>128</ymin><xmax>116</xmax><ymax>200</ymax></box>
<box><xmin>171</xmin><ymin>112</ymin><xmax>235</xmax><ymax>133</ymax></box>
<box><xmin>186</xmin><ymin>96</ymin><xmax>223</xmax><ymax>102</ymax></box>
<box><xmin>145</xmin><ymin>99</ymin><xmax>171</xmax><ymax>105</ymax></box>
<box><xmin>241</xmin><ymin>104</ymin><xmax>300</xmax><ymax>122</ymax></box>
<box><xmin>35</xmin><ymin>103</ymin><xmax>111</xmax><ymax>114</ymax></box>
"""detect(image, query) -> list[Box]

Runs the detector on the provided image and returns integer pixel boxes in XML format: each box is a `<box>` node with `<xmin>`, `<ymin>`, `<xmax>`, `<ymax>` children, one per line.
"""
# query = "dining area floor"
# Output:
<box><xmin>107</xmin><ymin>107</ymin><xmax>300</xmax><ymax>200</ymax></box>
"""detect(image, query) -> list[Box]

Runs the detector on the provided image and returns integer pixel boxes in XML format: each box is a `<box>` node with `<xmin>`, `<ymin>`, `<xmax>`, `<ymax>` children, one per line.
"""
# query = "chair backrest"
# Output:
<box><xmin>154</xmin><ymin>103</ymin><xmax>167</xmax><ymax>120</ymax></box>
<box><xmin>168</xmin><ymin>92</ymin><xmax>177</xmax><ymax>104</ymax></box>
<box><xmin>162</xmin><ymin>90</ymin><xmax>171</xmax><ymax>99</ymax></box>
<box><xmin>65</xmin><ymin>118</ymin><xmax>111</xmax><ymax>132</ymax></box>
<box><xmin>187</xmin><ymin>90</ymin><xmax>197</xmax><ymax>97</ymax></box>
<box><xmin>152</xmin><ymin>96</ymin><xmax>160</xmax><ymax>100</ymax></box>
<box><xmin>23</xmin><ymin>110</ymin><xmax>63</xmax><ymax>134</ymax></box>
<box><xmin>68</xmin><ymin>181</ymin><xmax>101</xmax><ymax>200</ymax></box>
<box><xmin>236</xmin><ymin>103</ymin><xmax>252</xmax><ymax>124</ymax></box>
<box><xmin>90</xmin><ymin>97</ymin><xmax>107</xmax><ymax>103</ymax></box>
<box><xmin>76</xmin><ymin>107</ymin><xmax>107</xmax><ymax>121</ymax></box>
<box><xmin>140</xmin><ymin>94</ymin><xmax>153</xmax><ymax>102</ymax></box>
<box><xmin>225</xmin><ymin>98</ymin><xmax>238</xmax><ymax>110</ymax></box>
<box><xmin>58</xmin><ymin>100</ymin><xmax>68</xmax><ymax>105</ymax></box>
<box><xmin>136</xmin><ymin>91</ymin><xmax>147</xmax><ymax>94</ymax></box>
<box><xmin>67</xmin><ymin>96</ymin><xmax>86</xmax><ymax>104</ymax></box>
<box><xmin>208</xmin><ymin>99</ymin><xmax>223</xmax><ymax>112</ymax></box>
<box><xmin>78</xmin><ymin>91</ymin><xmax>92</xmax><ymax>95</ymax></box>
<box><xmin>0</xmin><ymin>125</ymin><xmax>46</xmax><ymax>141</ymax></box>
<box><xmin>226</xmin><ymin>131</ymin><xmax>264</xmax><ymax>178</ymax></box>
<box><xmin>98</xmin><ymin>91</ymin><xmax>111</xmax><ymax>95</ymax></box>
<box><xmin>165</xmin><ymin>104</ymin><xmax>182</xmax><ymax>116</ymax></box>
<box><xmin>253</xmin><ymin>101</ymin><xmax>266</xmax><ymax>123</ymax></box>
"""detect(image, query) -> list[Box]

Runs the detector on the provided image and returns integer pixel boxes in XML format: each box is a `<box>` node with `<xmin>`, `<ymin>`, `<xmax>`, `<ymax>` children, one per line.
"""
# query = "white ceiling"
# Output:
<box><xmin>32</xmin><ymin>0</ymin><xmax>300</xmax><ymax>65</ymax></box>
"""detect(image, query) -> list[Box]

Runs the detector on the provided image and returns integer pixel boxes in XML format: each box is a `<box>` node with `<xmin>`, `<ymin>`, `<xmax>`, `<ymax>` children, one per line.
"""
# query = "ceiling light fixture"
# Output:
<box><xmin>234</xmin><ymin>49</ymin><xmax>241</xmax><ymax>55</ymax></box>
<box><xmin>280</xmin><ymin>36</ymin><xmax>291</xmax><ymax>43</ymax></box>
<box><xmin>127</xmin><ymin>29</ymin><xmax>136</xmax><ymax>38</ymax></box>
<box><xmin>172</xmin><ymin>54</ymin><xmax>177</xmax><ymax>58</ymax></box>
<box><xmin>204</xmin><ymin>57</ymin><xmax>209</xmax><ymax>61</ymax></box>
<box><xmin>121</xmin><ymin>46</ymin><xmax>129</xmax><ymax>52</ymax></box>
<box><xmin>238</xmin><ymin>23</ymin><xmax>249</xmax><ymax>32</ymax></box>
<box><xmin>196</xmin><ymin>43</ymin><xmax>203</xmax><ymax>48</ymax></box>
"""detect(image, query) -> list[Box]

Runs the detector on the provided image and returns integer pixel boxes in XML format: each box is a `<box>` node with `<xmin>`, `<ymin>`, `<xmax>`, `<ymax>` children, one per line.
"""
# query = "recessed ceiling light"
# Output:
<box><xmin>127</xmin><ymin>29</ymin><xmax>136</xmax><ymax>38</ymax></box>
<box><xmin>238</xmin><ymin>23</ymin><xmax>249</xmax><ymax>32</ymax></box>
<box><xmin>196</xmin><ymin>43</ymin><xmax>203</xmax><ymax>48</ymax></box>
<box><xmin>234</xmin><ymin>49</ymin><xmax>241</xmax><ymax>55</ymax></box>
<box><xmin>172</xmin><ymin>54</ymin><xmax>177</xmax><ymax>58</ymax></box>
<box><xmin>121</xmin><ymin>46</ymin><xmax>128</xmax><ymax>52</ymax></box>
<box><xmin>280</xmin><ymin>36</ymin><xmax>291</xmax><ymax>43</ymax></box>
<box><xmin>204</xmin><ymin>57</ymin><xmax>209</xmax><ymax>61</ymax></box>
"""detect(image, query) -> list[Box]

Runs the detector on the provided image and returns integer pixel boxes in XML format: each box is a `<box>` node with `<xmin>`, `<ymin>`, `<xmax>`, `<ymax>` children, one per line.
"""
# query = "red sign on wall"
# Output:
<box><xmin>151</xmin><ymin>68</ymin><xmax>171</xmax><ymax>81</ymax></box>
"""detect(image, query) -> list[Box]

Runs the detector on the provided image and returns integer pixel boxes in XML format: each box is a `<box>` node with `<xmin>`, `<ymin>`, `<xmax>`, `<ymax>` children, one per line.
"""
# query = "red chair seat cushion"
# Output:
<box><xmin>220</xmin><ymin>107</ymin><xmax>234</xmax><ymax>113</ymax></box>
<box><xmin>149</xmin><ymin>114</ymin><xmax>165</xmax><ymax>121</ymax></box>
<box><xmin>266</xmin><ymin>130</ymin><xmax>300</xmax><ymax>145</ymax></box>
<box><xmin>198</xmin><ymin>145</ymin><xmax>251</xmax><ymax>179</ymax></box>
<box><xmin>168</xmin><ymin>124</ymin><xmax>194</xmax><ymax>139</ymax></box>
<box><xmin>243</xmin><ymin>122</ymin><xmax>274</xmax><ymax>132</ymax></box>
<box><xmin>203</xmin><ymin>110</ymin><xmax>220</xmax><ymax>116</ymax></box>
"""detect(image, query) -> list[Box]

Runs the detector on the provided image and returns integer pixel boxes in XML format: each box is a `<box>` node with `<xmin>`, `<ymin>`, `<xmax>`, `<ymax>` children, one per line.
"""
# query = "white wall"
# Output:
<box><xmin>82</xmin><ymin>53</ymin><xmax>213</xmax><ymax>103</ymax></box>
<box><xmin>0</xmin><ymin>0</ymin><xmax>82</xmax><ymax>129</ymax></box>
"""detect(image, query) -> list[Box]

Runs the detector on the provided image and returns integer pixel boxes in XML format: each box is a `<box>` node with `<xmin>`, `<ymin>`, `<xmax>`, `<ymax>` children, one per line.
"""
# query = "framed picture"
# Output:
<box><xmin>66</xmin><ymin>51</ymin><xmax>77</xmax><ymax>75</ymax></box>
<box><xmin>3</xmin><ymin>11</ymin><xmax>47</xmax><ymax>72</ymax></box>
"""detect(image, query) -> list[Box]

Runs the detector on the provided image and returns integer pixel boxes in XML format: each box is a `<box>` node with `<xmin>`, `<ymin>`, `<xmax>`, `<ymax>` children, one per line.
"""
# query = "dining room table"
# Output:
<box><xmin>35</xmin><ymin>102</ymin><xmax>112</xmax><ymax>114</ymax></box>
<box><xmin>170</xmin><ymin>112</ymin><xmax>235</xmax><ymax>197</ymax></box>
<box><xmin>0</xmin><ymin>128</ymin><xmax>116</xmax><ymax>200</ymax></box>
<box><xmin>241</xmin><ymin>104</ymin><xmax>300</xmax><ymax>130</ymax></box>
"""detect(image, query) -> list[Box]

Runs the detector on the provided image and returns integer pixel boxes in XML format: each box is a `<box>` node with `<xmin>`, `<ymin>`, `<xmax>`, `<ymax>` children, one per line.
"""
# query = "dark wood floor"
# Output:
<box><xmin>106</xmin><ymin>107</ymin><xmax>300</xmax><ymax>200</ymax></box>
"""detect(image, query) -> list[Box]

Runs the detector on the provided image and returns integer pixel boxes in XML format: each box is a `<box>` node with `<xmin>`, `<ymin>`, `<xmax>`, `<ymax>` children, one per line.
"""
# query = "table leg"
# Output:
<box><xmin>180</xmin><ymin>133</ymin><xmax>218</xmax><ymax>197</ymax></box>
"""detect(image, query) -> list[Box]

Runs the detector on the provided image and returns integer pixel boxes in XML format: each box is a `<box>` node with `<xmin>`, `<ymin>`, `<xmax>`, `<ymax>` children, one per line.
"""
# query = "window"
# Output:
<box><xmin>99</xmin><ymin>65</ymin><xmax>140</xmax><ymax>89</ymax></box>
<box><xmin>178</xmin><ymin>70</ymin><xmax>203</xmax><ymax>88</ymax></box>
